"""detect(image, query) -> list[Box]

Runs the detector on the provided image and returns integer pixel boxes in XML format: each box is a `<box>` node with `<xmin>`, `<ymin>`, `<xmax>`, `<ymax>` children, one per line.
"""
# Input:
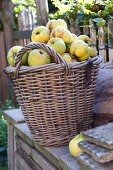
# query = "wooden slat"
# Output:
<box><xmin>108</xmin><ymin>19</ymin><xmax>113</xmax><ymax>62</ymax></box>
<box><xmin>13</xmin><ymin>30</ymin><xmax>32</xmax><ymax>40</ymax></box>
<box><xmin>83</xmin><ymin>21</ymin><xmax>90</xmax><ymax>36</ymax></box>
<box><xmin>69</xmin><ymin>19</ymin><xmax>80</xmax><ymax>35</ymax></box>
<box><xmin>8</xmin><ymin>123</ymin><xmax>15</xmax><ymax>170</ymax></box>
<box><xmin>89</xmin><ymin>20</ymin><xmax>97</xmax><ymax>46</ymax></box>
<box><xmin>16</xmin><ymin>153</ymin><xmax>32</xmax><ymax>170</ymax></box>
<box><xmin>98</xmin><ymin>26</ymin><xmax>107</xmax><ymax>63</ymax></box>
<box><xmin>35</xmin><ymin>0</ymin><xmax>48</xmax><ymax>26</ymax></box>
<box><xmin>18</xmin><ymin>9</ymin><xmax>36</xmax><ymax>31</ymax></box>
<box><xmin>0</xmin><ymin>31</ymin><xmax>8</xmax><ymax>103</ymax></box>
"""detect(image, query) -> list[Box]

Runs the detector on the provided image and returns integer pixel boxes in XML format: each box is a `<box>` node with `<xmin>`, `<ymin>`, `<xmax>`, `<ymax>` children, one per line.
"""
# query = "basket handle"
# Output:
<box><xmin>14</xmin><ymin>42</ymin><xmax>70</xmax><ymax>77</ymax></box>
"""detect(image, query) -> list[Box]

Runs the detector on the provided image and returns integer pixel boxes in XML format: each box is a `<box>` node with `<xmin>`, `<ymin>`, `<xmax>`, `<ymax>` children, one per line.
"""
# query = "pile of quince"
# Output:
<box><xmin>7</xmin><ymin>19</ymin><xmax>97</xmax><ymax>67</ymax></box>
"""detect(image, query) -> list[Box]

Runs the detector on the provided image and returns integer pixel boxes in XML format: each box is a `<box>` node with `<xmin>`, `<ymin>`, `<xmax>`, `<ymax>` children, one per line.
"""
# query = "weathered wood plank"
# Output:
<box><xmin>98</xmin><ymin>26</ymin><xmax>107</xmax><ymax>63</ymax></box>
<box><xmin>14</xmin><ymin>123</ymin><xmax>34</xmax><ymax>147</ymax></box>
<box><xmin>18</xmin><ymin>9</ymin><xmax>36</xmax><ymax>31</ymax></box>
<box><xmin>83</xmin><ymin>21</ymin><xmax>90</xmax><ymax>36</ymax></box>
<box><xmin>15</xmin><ymin>135</ymin><xmax>32</xmax><ymax>156</ymax></box>
<box><xmin>89</xmin><ymin>20</ymin><xmax>97</xmax><ymax>46</ymax></box>
<box><xmin>32</xmin><ymin>148</ymin><xmax>58</xmax><ymax>170</ymax></box>
<box><xmin>16</xmin><ymin>148</ymin><xmax>42</xmax><ymax>170</ymax></box>
<box><xmin>35</xmin><ymin>0</ymin><xmax>48</xmax><ymax>26</ymax></box>
<box><xmin>8</xmin><ymin>123</ymin><xmax>15</xmax><ymax>170</ymax></box>
<box><xmin>69</xmin><ymin>19</ymin><xmax>80</xmax><ymax>35</ymax></box>
<box><xmin>108</xmin><ymin>19</ymin><xmax>113</xmax><ymax>62</ymax></box>
<box><xmin>16</xmin><ymin>153</ymin><xmax>32</xmax><ymax>170</ymax></box>
<box><xmin>13</xmin><ymin>30</ymin><xmax>32</xmax><ymax>40</ymax></box>
<box><xmin>15</xmin><ymin>136</ymin><xmax>57</xmax><ymax>170</ymax></box>
<box><xmin>0</xmin><ymin>31</ymin><xmax>8</xmax><ymax>103</ymax></box>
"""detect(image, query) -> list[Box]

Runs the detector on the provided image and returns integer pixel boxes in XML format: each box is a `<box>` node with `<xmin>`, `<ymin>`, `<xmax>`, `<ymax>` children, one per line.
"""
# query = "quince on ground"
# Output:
<box><xmin>50</xmin><ymin>27</ymin><xmax>72</xmax><ymax>43</ymax></box>
<box><xmin>46</xmin><ymin>19</ymin><xmax>67</xmax><ymax>32</ymax></box>
<box><xmin>28</xmin><ymin>49</ymin><xmax>51</xmax><ymax>66</ymax></box>
<box><xmin>69</xmin><ymin>133</ymin><xmax>84</xmax><ymax>157</ymax></box>
<box><xmin>31</xmin><ymin>26</ymin><xmax>50</xmax><ymax>43</ymax></box>
<box><xmin>62</xmin><ymin>53</ymin><xmax>76</xmax><ymax>64</ymax></box>
<box><xmin>47</xmin><ymin>37</ymin><xmax>66</xmax><ymax>55</ymax></box>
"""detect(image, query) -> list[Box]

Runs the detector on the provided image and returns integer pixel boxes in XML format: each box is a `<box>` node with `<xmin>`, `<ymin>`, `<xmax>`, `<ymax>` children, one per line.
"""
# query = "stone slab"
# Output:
<box><xmin>3</xmin><ymin>109</ymin><xmax>24</xmax><ymax>125</ymax></box>
<box><xmin>82</xmin><ymin>122</ymin><xmax>113</xmax><ymax>149</ymax></box>
<box><xmin>79</xmin><ymin>141</ymin><xmax>113</xmax><ymax>163</ymax></box>
<box><xmin>76</xmin><ymin>153</ymin><xmax>113</xmax><ymax>170</ymax></box>
<box><xmin>59</xmin><ymin>154</ymin><xmax>81</xmax><ymax>170</ymax></box>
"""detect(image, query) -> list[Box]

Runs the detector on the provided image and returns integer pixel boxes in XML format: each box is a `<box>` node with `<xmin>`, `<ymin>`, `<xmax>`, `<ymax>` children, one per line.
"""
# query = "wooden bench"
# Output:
<box><xmin>3</xmin><ymin>109</ymin><xmax>81</xmax><ymax>170</ymax></box>
<box><xmin>3</xmin><ymin>109</ymin><xmax>24</xmax><ymax>170</ymax></box>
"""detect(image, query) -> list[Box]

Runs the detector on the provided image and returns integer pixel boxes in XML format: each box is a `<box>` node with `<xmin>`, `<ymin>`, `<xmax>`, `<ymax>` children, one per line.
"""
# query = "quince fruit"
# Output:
<box><xmin>76</xmin><ymin>35</ymin><xmax>91</xmax><ymax>43</ymax></box>
<box><xmin>7</xmin><ymin>46</ymin><xmax>29</xmax><ymax>66</ymax></box>
<box><xmin>89</xmin><ymin>47</ymin><xmax>97</xmax><ymax>57</ymax></box>
<box><xmin>46</xmin><ymin>19</ymin><xmax>67</xmax><ymax>32</ymax></box>
<box><xmin>28</xmin><ymin>49</ymin><xmax>51</xmax><ymax>66</ymax></box>
<box><xmin>47</xmin><ymin>37</ymin><xmax>66</xmax><ymax>55</ymax></box>
<box><xmin>50</xmin><ymin>27</ymin><xmax>72</xmax><ymax>43</ymax></box>
<box><xmin>31</xmin><ymin>26</ymin><xmax>50</xmax><ymax>43</ymax></box>
<box><xmin>69</xmin><ymin>133</ymin><xmax>84</xmax><ymax>157</ymax></box>
<box><xmin>62</xmin><ymin>53</ymin><xmax>76</xmax><ymax>64</ymax></box>
<box><xmin>70</xmin><ymin>40</ymin><xmax>90</xmax><ymax>59</ymax></box>
<box><xmin>71</xmin><ymin>33</ymin><xmax>77</xmax><ymax>42</ymax></box>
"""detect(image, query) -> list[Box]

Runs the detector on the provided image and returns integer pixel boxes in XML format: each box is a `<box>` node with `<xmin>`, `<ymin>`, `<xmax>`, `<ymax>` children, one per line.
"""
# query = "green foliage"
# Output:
<box><xmin>49</xmin><ymin>0</ymin><xmax>81</xmax><ymax>22</ymax></box>
<box><xmin>0</xmin><ymin>99</ymin><xmax>17</xmax><ymax>147</ymax></box>
<box><xmin>93</xmin><ymin>18</ymin><xmax>106</xmax><ymax>26</ymax></box>
<box><xmin>12</xmin><ymin>0</ymin><xmax>36</xmax><ymax>15</ymax></box>
<box><xmin>2</xmin><ymin>99</ymin><xmax>16</xmax><ymax>110</ymax></box>
<box><xmin>0</xmin><ymin>119</ymin><xmax>7</xmax><ymax>147</ymax></box>
<box><xmin>49</xmin><ymin>0</ymin><xmax>113</xmax><ymax>27</ymax></box>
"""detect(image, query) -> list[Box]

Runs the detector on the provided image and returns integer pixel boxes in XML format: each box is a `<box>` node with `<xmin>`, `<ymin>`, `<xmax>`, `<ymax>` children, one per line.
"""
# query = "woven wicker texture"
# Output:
<box><xmin>4</xmin><ymin>42</ymin><xmax>102</xmax><ymax>146</ymax></box>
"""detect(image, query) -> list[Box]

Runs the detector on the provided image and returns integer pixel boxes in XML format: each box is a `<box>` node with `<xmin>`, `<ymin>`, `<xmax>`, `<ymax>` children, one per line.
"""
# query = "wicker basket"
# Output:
<box><xmin>4</xmin><ymin>42</ymin><xmax>102</xmax><ymax>146</ymax></box>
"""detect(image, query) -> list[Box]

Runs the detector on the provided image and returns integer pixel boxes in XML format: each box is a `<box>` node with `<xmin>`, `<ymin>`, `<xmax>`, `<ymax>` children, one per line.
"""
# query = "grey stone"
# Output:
<box><xmin>76</xmin><ymin>153</ymin><xmax>113</xmax><ymax>170</ymax></box>
<box><xmin>82</xmin><ymin>122</ymin><xmax>113</xmax><ymax>149</ymax></box>
<box><xmin>59</xmin><ymin>154</ymin><xmax>81</xmax><ymax>170</ymax></box>
<box><xmin>79</xmin><ymin>141</ymin><xmax>113</xmax><ymax>163</ymax></box>
<box><xmin>3</xmin><ymin>109</ymin><xmax>24</xmax><ymax>125</ymax></box>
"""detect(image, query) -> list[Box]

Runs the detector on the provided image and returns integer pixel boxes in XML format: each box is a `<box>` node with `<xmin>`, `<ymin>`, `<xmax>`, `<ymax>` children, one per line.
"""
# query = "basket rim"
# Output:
<box><xmin>4</xmin><ymin>55</ymin><xmax>102</xmax><ymax>75</ymax></box>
